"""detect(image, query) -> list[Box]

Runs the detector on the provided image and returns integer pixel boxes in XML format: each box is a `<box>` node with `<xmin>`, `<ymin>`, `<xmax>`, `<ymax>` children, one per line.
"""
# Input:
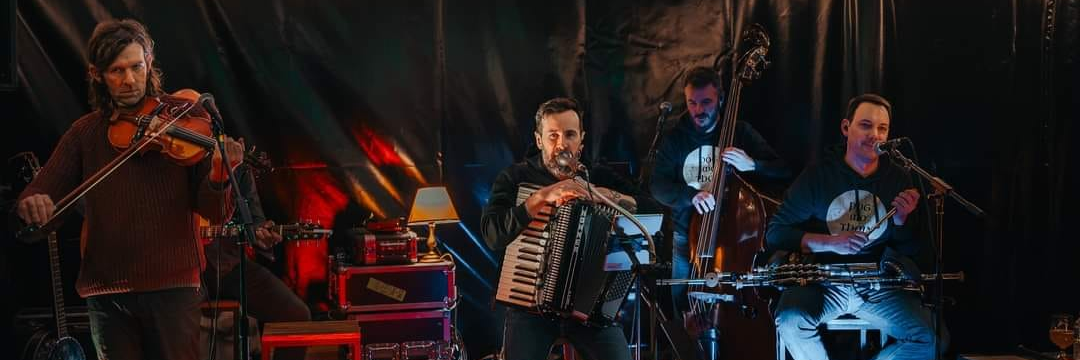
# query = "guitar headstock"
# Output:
<box><xmin>280</xmin><ymin>220</ymin><xmax>332</xmax><ymax>240</ymax></box>
<box><xmin>8</xmin><ymin>151</ymin><xmax>42</xmax><ymax>185</ymax></box>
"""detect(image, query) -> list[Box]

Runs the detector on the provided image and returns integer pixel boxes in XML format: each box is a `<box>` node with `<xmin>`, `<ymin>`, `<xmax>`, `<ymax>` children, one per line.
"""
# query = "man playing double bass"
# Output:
<box><xmin>17</xmin><ymin>19</ymin><xmax>244</xmax><ymax>360</ymax></box>
<box><xmin>766</xmin><ymin>93</ymin><xmax>943</xmax><ymax>359</ymax></box>
<box><xmin>650</xmin><ymin>66</ymin><xmax>790</xmax><ymax>323</ymax></box>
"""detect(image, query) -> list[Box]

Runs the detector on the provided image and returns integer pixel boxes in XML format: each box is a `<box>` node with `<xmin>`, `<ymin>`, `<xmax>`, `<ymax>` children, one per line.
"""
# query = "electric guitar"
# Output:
<box><xmin>198</xmin><ymin>218</ymin><xmax>331</xmax><ymax>261</ymax></box>
<box><xmin>200</xmin><ymin>220</ymin><xmax>330</xmax><ymax>242</ymax></box>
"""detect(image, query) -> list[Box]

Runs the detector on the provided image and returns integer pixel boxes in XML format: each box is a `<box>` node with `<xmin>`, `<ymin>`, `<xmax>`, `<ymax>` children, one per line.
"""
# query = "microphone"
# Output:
<box><xmin>555</xmin><ymin>150</ymin><xmax>586</xmax><ymax>173</ymax></box>
<box><xmin>196</xmin><ymin>92</ymin><xmax>214</xmax><ymax>107</ymax></box>
<box><xmin>656</xmin><ymin>102</ymin><xmax>672</xmax><ymax>130</ymax></box>
<box><xmin>874</xmin><ymin>137</ymin><xmax>907</xmax><ymax>155</ymax></box>
<box><xmin>198</xmin><ymin>93</ymin><xmax>225</xmax><ymax>130</ymax></box>
<box><xmin>659</xmin><ymin>101</ymin><xmax>672</xmax><ymax>114</ymax></box>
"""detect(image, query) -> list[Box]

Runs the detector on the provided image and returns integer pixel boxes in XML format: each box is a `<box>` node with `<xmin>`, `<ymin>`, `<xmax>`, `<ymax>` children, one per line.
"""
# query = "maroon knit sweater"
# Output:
<box><xmin>19</xmin><ymin>109</ymin><xmax>232</xmax><ymax>297</ymax></box>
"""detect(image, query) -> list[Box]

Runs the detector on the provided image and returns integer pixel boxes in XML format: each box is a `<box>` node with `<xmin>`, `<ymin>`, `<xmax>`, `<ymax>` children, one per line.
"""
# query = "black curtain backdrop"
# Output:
<box><xmin>2</xmin><ymin>0</ymin><xmax>1077</xmax><ymax>358</ymax></box>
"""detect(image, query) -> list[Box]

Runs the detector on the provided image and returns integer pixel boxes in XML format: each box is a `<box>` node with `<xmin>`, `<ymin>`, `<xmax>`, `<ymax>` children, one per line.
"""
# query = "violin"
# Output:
<box><xmin>107</xmin><ymin>88</ymin><xmax>218</xmax><ymax>166</ymax></box>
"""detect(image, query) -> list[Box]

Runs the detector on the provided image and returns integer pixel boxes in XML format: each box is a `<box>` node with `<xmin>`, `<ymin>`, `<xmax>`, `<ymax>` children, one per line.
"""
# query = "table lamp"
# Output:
<box><xmin>407</xmin><ymin>186</ymin><xmax>460</xmax><ymax>263</ymax></box>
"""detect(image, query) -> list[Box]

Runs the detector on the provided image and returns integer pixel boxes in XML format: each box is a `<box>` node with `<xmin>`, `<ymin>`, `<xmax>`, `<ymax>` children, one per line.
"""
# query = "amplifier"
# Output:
<box><xmin>349</xmin><ymin>309</ymin><xmax>452</xmax><ymax>360</ymax></box>
<box><xmin>330</xmin><ymin>261</ymin><xmax>455</xmax><ymax>313</ymax></box>
<box><xmin>348</xmin><ymin>229</ymin><xmax>419</xmax><ymax>265</ymax></box>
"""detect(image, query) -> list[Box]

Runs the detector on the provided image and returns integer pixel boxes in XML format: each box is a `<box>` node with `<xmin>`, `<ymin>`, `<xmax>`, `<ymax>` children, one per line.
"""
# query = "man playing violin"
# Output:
<box><xmin>649</xmin><ymin>66</ymin><xmax>789</xmax><ymax>324</ymax></box>
<box><xmin>16</xmin><ymin>19</ymin><xmax>244</xmax><ymax>360</ymax></box>
<box><xmin>766</xmin><ymin>93</ymin><xmax>943</xmax><ymax>359</ymax></box>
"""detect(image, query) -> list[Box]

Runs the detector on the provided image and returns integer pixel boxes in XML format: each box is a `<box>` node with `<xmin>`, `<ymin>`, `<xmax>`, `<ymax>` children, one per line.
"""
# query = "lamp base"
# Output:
<box><xmin>419</xmin><ymin>222</ymin><xmax>442</xmax><ymax>263</ymax></box>
<box><xmin>419</xmin><ymin>252</ymin><xmax>442</xmax><ymax>263</ymax></box>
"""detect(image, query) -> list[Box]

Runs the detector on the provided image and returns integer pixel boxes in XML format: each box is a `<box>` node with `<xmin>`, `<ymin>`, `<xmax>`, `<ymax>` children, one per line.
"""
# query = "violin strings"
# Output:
<box><xmin>154</xmin><ymin>101</ymin><xmax>217</xmax><ymax>145</ymax></box>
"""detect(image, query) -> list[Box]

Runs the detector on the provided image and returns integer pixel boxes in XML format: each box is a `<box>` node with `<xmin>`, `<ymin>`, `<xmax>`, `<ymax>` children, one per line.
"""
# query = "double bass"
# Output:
<box><xmin>685</xmin><ymin>24</ymin><xmax>779</xmax><ymax>360</ymax></box>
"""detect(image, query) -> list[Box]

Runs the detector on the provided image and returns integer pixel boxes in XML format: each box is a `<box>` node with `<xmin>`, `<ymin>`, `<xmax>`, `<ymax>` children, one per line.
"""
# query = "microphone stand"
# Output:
<box><xmin>205</xmin><ymin>99</ymin><xmax>257</xmax><ymax>360</ymax></box>
<box><xmin>637</xmin><ymin>104</ymin><xmax>672</xmax><ymax>188</ymax></box>
<box><xmin>886</xmin><ymin>147</ymin><xmax>984</xmax><ymax>360</ymax></box>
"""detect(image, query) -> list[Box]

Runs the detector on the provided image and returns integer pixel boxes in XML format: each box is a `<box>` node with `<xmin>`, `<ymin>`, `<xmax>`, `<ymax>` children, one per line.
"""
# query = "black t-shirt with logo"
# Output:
<box><xmin>765</xmin><ymin>148</ymin><xmax>924</xmax><ymax>265</ymax></box>
<box><xmin>650</xmin><ymin>114</ymin><xmax>790</xmax><ymax>238</ymax></box>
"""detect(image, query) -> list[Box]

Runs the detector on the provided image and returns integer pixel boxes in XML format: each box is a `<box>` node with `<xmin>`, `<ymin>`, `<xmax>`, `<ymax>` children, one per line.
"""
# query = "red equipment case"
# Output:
<box><xmin>348</xmin><ymin>229</ymin><xmax>419</xmax><ymax>265</ymax></box>
<box><xmin>329</xmin><ymin>261</ymin><xmax>456</xmax><ymax>313</ymax></box>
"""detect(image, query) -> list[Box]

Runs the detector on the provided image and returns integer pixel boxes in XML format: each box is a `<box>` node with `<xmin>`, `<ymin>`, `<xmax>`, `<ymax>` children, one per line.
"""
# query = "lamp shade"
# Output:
<box><xmin>407</xmin><ymin>186</ymin><xmax>460</xmax><ymax>225</ymax></box>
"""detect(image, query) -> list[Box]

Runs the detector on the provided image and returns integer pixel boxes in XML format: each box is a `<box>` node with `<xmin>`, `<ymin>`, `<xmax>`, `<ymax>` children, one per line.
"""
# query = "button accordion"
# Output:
<box><xmin>495</xmin><ymin>183</ymin><xmax>637</xmax><ymax>326</ymax></box>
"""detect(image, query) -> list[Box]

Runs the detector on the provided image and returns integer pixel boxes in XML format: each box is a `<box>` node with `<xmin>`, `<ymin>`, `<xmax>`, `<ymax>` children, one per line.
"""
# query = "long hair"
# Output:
<box><xmin>86</xmin><ymin>19</ymin><xmax>164</xmax><ymax>115</ymax></box>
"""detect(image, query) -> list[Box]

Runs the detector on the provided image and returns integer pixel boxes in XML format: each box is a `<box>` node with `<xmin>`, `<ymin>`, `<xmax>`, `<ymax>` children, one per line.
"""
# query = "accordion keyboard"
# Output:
<box><xmin>495</xmin><ymin>183</ymin><xmax>550</xmax><ymax>308</ymax></box>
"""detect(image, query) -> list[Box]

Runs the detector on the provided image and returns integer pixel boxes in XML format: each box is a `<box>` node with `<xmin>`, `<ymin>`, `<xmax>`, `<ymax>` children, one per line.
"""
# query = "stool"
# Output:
<box><xmin>776</xmin><ymin>315</ymin><xmax>887</xmax><ymax>360</ymax></box>
<box><xmin>201</xmin><ymin>299</ymin><xmax>241</xmax><ymax>316</ymax></box>
<box><xmin>200</xmin><ymin>300</ymin><xmax>257</xmax><ymax>360</ymax></box>
<box><xmin>261</xmin><ymin>320</ymin><xmax>361</xmax><ymax>360</ymax></box>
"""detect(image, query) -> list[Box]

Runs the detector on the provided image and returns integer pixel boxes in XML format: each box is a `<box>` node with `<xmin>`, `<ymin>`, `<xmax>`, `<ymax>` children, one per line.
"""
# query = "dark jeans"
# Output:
<box><xmin>204</xmin><ymin>257</ymin><xmax>311</xmax><ymax>360</ymax></box>
<box><xmin>86</xmin><ymin>287</ymin><xmax>203</xmax><ymax>360</ymax></box>
<box><xmin>501</xmin><ymin>308</ymin><xmax>630</xmax><ymax>360</ymax></box>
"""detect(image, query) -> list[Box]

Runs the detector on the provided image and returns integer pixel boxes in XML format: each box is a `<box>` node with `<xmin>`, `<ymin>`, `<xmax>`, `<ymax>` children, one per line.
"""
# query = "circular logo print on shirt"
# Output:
<box><xmin>682</xmin><ymin>145</ymin><xmax>721</xmax><ymax>190</ymax></box>
<box><xmin>826</xmin><ymin>189</ymin><xmax>888</xmax><ymax>240</ymax></box>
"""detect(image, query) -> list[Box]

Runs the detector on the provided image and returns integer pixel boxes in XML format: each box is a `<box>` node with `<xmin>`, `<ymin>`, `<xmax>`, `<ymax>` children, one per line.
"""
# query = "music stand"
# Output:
<box><xmin>611</xmin><ymin>214</ymin><xmax>701</xmax><ymax>360</ymax></box>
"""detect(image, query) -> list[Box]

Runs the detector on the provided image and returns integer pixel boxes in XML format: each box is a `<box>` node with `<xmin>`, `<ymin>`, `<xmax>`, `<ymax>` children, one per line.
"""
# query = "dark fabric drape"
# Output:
<box><xmin>2</xmin><ymin>0</ymin><xmax>1078</xmax><ymax>357</ymax></box>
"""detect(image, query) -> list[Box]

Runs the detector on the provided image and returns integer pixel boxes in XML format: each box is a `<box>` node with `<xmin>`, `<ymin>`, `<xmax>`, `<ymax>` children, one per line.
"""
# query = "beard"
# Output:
<box><xmin>693</xmin><ymin>110</ymin><xmax>718</xmax><ymax>132</ymax></box>
<box><xmin>112</xmin><ymin>87</ymin><xmax>146</xmax><ymax>109</ymax></box>
<box><xmin>542</xmin><ymin>148</ymin><xmax>580</xmax><ymax>180</ymax></box>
